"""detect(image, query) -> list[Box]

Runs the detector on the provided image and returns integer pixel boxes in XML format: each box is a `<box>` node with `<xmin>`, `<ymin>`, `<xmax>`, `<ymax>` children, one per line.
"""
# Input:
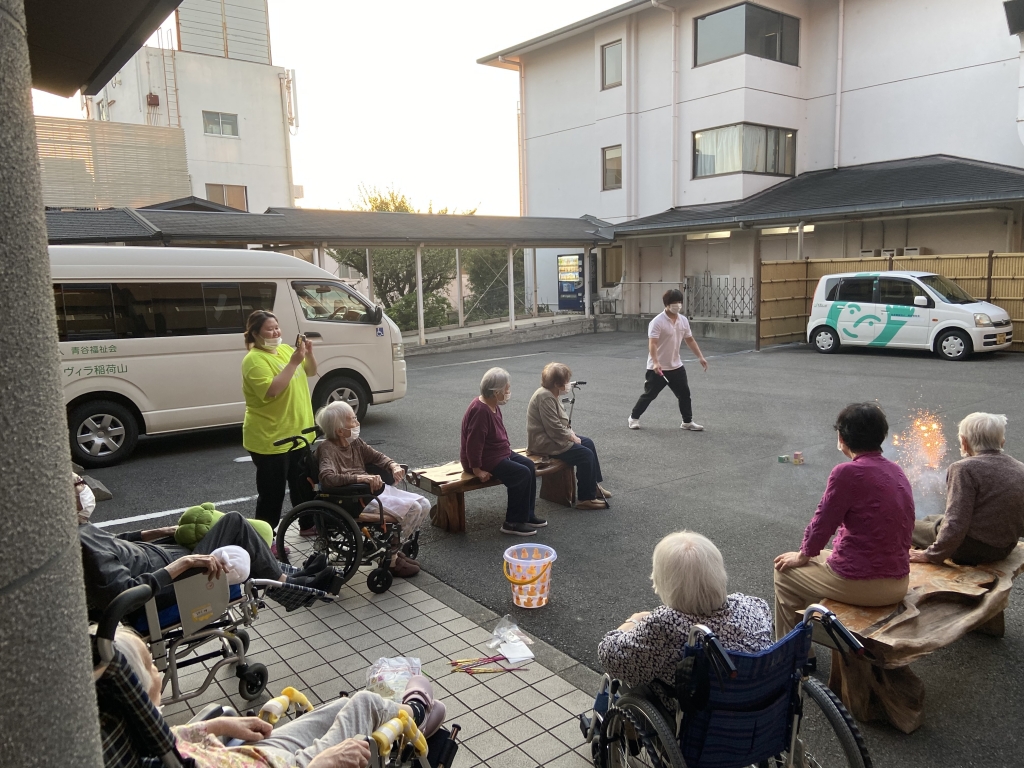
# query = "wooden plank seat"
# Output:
<box><xmin>408</xmin><ymin>449</ymin><xmax>576</xmax><ymax>532</ymax></box>
<box><xmin>809</xmin><ymin>543</ymin><xmax>1024</xmax><ymax>734</ymax></box>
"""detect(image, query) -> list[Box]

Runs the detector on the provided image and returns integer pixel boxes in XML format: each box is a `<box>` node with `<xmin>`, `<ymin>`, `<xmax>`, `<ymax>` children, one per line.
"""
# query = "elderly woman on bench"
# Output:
<box><xmin>911</xmin><ymin>412</ymin><xmax>1024</xmax><ymax>566</ymax></box>
<box><xmin>773</xmin><ymin>403</ymin><xmax>915</xmax><ymax>640</ymax></box>
<box><xmin>596</xmin><ymin>531</ymin><xmax>773</xmax><ymax>712</ymax></box>
<box><xmin>315</xmin><ymin>401</ymin><xmax>428</xmax><ymax>577</ymax></box>
<box><xmin>460</xmin><ymin>366</ymin><xmax>544</xmax><ymax>537</ymax></box>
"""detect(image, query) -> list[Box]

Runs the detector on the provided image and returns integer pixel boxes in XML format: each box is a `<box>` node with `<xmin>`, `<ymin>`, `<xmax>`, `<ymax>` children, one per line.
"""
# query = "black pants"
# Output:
<box><xmin>193</xmin><ymin>511</ymin><xmax>283</xmax><ymax>580</ymax></box>
<box><xmin>631</xmin><ymin>367</ymin><xmax>692</xmax><ymax>422</ymax></box>
<box><xmin>553</xmin><ymin>436</ymin><xmax>603</xmax><ymax>501</ymax></box>
<box><xmin>489</xmin><ymin>453</ymin><xmax>536</xmax><ymax>524</ymax></box>
<box><xmin>912</xmin><ymin>515</ymin><xmax>1016</xmax><ymax>565</ymax></box>
<box><xmin>250</xmin><ymin>449</ymin><xmax>308</xmax><ymax>530</ymax></box>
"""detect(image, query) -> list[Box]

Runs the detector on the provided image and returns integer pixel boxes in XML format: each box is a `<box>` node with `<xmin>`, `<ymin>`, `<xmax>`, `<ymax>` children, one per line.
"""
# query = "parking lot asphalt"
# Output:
<box><xmin>90</xmin><ymin>330</ymin><xmax>1024</xmax><ymax>767</ymax></box>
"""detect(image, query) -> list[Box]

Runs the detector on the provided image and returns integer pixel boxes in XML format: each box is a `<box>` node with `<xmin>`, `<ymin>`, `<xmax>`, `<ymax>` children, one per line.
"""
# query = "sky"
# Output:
<box><xmin>31</xmin><ymin>0</ymin><xmax>616</xmax><ymax>216</ymax></box>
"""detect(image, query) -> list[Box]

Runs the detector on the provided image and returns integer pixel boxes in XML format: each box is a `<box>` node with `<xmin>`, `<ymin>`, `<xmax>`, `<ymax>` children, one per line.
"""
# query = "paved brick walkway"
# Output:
<box><xmin>162</xmin><ymin>568</ymin><xmax>600</xmax><ymax>768</ymax></box>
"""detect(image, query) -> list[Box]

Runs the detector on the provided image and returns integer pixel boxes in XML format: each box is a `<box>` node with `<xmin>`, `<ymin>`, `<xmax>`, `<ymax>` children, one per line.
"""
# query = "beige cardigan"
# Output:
<box><xmin>527</xmin><ymin>387</ymin><xmax>574</xmax><ymax>456</ymax></box>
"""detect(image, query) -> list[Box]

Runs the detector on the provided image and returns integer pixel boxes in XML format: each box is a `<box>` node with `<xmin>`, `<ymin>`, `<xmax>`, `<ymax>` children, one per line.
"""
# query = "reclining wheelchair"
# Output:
<box><xmin>582</xmin><ymin>605</ymin><xmax>872</xmax><ymax>768</ymax></box>
<box><xmin>273</xmin><ymin>427</ymin><xmax>421</xmax><ymax>594</ymax></box>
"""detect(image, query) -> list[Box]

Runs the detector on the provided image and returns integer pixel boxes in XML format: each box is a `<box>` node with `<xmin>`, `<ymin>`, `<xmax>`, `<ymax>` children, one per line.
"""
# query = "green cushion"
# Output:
<box><xmin>174</xmin><ymin>503</ymin><xmax>273</xmax><ymax>549</ymax></box>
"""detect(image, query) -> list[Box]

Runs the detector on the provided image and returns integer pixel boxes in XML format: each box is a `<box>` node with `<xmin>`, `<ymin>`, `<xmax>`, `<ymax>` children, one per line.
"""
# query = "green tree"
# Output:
<box><xmin>328</xmin><ymin>185</ymin><xmax>475</xmax><ymax>310</ymax></box>
<box><xmin>462</xmin><ymin>247</ymin><xmax>526</xmax><ymax>322</ymax></box>
<box><xmin>386</xmin><ymin>292</ymin><xmax>453</xmax><ymax>332</ymax></box>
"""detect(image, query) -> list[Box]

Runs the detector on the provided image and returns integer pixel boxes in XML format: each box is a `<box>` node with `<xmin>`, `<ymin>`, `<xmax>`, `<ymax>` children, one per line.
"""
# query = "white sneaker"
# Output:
<box><xmin>681</xmin><ymin>421</ymin><xmax>705</xmax><ymax>431</ymax></box>
<box><xmin>628</xmin><ymin>417</ymin><xmax>640</xmax><ymax>430</ymax></box>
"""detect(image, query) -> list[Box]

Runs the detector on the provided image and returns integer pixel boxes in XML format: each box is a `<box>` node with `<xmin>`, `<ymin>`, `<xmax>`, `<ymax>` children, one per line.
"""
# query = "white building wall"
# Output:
<box><xmin>510</xmin><ymin>0</ymin><xmax>1024</xmax><ymax>307</ymax></box>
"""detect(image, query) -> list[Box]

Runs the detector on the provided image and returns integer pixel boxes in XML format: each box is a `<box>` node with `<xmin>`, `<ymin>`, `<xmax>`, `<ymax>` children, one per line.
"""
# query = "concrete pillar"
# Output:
<box><xmin>531</xmin><ymin>248</ymin><xmax>539</xmax><ymax>317</ymax></box>
<box><xmin>584</xmin><ymin>246</ymin><xmax>593</xmax><ymax>318</ymax></box>
<box><xmin>415</xmin><ymin>244</ymin><xmax>425</xmax><ymax>346</ymax></box>
<box><xmin>507</xmin><ymin>245</ymin><xmax>517</xmax><ymax>331</ymax></box>
<box><xmin>365</xmin><ymin>248</ymin><xmax>374</xmax><ymax>303</ymax></box>
<box><xmin>0</xmin><ymin>2</ymin><xmax>104</xmax><ymax>766</ymax></box>
<box><xmin>455</xmin><ymin>248</ymin><xmax>464</xmax><ymax>327</ymax></box>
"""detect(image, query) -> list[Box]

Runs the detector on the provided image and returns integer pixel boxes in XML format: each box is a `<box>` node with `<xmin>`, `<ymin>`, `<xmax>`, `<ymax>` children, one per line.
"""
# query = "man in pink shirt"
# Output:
<box><xmin>773</xmin><ymin>403</ymin><xmax>914</xmax><ymax>639</ymax></box>
<box><xmin>628</xmin><ymin>289</ymin><xmax>708</xmax><ymax>431</ymax></box>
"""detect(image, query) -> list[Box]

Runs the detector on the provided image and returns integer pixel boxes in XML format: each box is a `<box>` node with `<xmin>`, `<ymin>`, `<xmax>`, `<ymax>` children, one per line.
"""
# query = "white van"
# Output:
<box><xmin>52</xmin><ymin>246</ymin><xmax>406</xmax><ymax>467</ymax></box>
<box><xmin>807</xmin><ymin>271</ymin><xmax>1013</xmax><ymax>361</ymax></box>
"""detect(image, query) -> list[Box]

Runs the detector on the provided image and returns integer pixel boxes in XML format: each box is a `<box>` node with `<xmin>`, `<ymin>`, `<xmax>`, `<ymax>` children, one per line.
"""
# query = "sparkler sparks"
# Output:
<box><xmin>890</xmin><ymin>410</ymin><xmax>948</xmax><ymax>516</ymax></box>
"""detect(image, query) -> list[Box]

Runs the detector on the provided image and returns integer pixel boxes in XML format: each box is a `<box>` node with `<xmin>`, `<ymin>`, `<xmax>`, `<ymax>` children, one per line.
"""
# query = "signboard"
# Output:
<box><xmin>557</xmin><ymin>254</ymin><xmax>584</xmax><ymax>311</ymax></box>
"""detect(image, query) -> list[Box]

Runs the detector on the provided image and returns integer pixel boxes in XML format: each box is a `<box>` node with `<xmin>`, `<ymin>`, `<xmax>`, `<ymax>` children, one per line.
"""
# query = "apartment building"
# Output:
<box><xmin>85</xmin><ymin>0</ymin><xmax>300</xmax><ymax>213</ymax></box>
<box><xmin>480</xmin><ymin>0</ymin><xmax>1024</xmax><ymax>314</ymax></box>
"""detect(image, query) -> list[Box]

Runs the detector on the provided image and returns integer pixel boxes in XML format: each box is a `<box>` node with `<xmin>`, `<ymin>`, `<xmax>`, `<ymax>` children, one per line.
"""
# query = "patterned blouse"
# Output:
<box><xmin>172</xmin><ymin>724</ymin><xmax>287</xmax><ymax>768</ymax></box>
<box><xmin>597</xmin><ymin>594</ymin><xmax>774</xmax><ymax>695</ymax></box>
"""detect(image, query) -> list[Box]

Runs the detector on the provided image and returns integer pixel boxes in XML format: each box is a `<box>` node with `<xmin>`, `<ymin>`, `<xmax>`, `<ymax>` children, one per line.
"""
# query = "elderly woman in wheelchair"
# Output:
<box><xmin>273</xmin><ymin>402</ymin><xmax>428</xmax><ymax>594</ymax></box>
<box><xmin>583</xmin><ymin>531</ymin><xmax>872</xmax><ymax>768</ymax></box>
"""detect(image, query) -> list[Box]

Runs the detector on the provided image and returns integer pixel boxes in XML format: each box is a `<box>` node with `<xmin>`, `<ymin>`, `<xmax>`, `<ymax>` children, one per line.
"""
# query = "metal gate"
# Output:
<box><xmin>757</xmin><ymin>253</ymin><xmax>1024</xmax><ymax>352</ymax></box>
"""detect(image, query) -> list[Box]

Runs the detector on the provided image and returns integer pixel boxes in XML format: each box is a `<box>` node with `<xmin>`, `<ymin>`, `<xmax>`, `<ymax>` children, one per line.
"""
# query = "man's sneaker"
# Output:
<box><xmin>681</xmin><ymin>421</ymin><xmax>705</xmax><ymax>431</ymax></box>
<box><xmin>628</xmin><ymin>417</ymin><xmax>641</xmax><ymax>430</ymax></box>
<box><xmin>501</xmin><ymin>521</ymin><xmax>537</xmax><ymax>536</ymax></box>
<box><xmin>525</xmin><ymin>516</ymin><xmax>548</xmax><ymax>528</ymax></box>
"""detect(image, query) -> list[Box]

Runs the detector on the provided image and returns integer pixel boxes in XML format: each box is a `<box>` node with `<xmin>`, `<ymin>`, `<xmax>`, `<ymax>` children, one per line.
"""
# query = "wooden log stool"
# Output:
<box><xmin>408</xmin><ymin>449</ymin><xmax>576</xmax><ymax>533</ymax></box>
<box><xmin>811</xmin><ymin>543</ymin><xmax>1024</xmax><ymax>733</ymax></box>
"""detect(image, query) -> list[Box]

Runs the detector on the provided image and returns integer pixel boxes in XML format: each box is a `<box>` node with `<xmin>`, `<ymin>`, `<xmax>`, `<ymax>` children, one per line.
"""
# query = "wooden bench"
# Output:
<box><xmin>408</xmin><ymin>449</ymin><xmax>576</xmax><ymax>532</ymax></box>
<box><xmin>809</xmin><ymin>543</ymin><xmax>1024</xmax><ymax>733</ymax></box>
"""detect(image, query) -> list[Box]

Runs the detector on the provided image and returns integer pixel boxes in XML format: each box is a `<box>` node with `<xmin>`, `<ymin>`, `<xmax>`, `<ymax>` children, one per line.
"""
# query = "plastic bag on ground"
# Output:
<box><xmin>486</xmin><ymin>614</ymin><xmax>534</xmax><ymax>649</ymax></box>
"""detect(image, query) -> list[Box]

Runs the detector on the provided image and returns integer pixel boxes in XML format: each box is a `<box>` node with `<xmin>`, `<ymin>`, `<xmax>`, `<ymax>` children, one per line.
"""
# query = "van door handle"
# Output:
<box><xmin>304</xmin><ymin>332</ymin><xmax>322</xmax><ymax>338</ymax></box>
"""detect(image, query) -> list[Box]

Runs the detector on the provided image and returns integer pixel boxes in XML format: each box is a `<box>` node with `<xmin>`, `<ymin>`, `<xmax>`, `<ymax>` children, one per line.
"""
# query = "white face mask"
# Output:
<box><xmin>498</xmin><ymin>392</ymin><xmax>511</xmax><ymax>405</ymax></box>
<box><xmin>347</xmin><ymin>425</ymin><xmax>360</xmax><ymax>440</ymax></box>
<box><xmin>259</xmin><ymin>334</ymin><xmax>281</xmax><ymax>349</ymax></box>
<box><xmin>561</xmin><ymin>385</ymin><xmax>571</xmax><ymax>395</ymax></box>
<box><xmin>78</xmin><ymin>484</ymin><xmax>96</xmax><ymax>520</ymax></box>
<box><xmin>668</xmin><ymin>303</ymin><xmax>683</xmax><ymax>315</ymax></box>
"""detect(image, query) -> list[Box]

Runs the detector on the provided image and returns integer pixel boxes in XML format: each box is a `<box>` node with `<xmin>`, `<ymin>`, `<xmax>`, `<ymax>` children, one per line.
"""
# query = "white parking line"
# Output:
<box><xmin>94</xmin><ymin>495</ymin><xmax>259</xmax><ymax>528</ymax></box>
<box><xmin>413</xmin><ymin>352</ymin><xmax>545</xmax><ymax>370</ymax></box>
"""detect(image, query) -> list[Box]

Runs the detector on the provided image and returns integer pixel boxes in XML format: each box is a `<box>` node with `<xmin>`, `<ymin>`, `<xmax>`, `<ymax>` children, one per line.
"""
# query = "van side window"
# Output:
<box><xmin>293</xmin><ymin>282</ymin><xmax>372</xmax><ymax>323</ymax></box>
<box><xmin>835</xmin><ymin>277</ymin><xmax>875</xmax><ymax>303</ymax></box>
<box><xmin>878</xmin><ymin>278</ymin><xmax>926</xmax><ymax>307</ymax></box>
<box><xmin>824</xmin><ymin>278</ymin><xmax>841</xmax><ymax>301</ymax></box>
<box><xmin>54</xmin><ymin>282</ymin><xmax>278</xmax><ymax>341</ymax></box>
<box><xmin>59</xmin><ymin>284</ymin><xmax>119</xmax><ymax>340</ymax></box>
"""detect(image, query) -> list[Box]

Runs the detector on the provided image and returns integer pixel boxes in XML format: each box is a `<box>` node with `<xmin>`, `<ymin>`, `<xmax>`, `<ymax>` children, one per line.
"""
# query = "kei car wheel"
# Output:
<box><xmin>812</xmin><ymin>326</ymin><xmax>840</xmax><ymax>354</ymax></box>
<box><xmin>935</xmin><ymin>329</ymin><xmax>972</xmax><ymax>361</ymax></box>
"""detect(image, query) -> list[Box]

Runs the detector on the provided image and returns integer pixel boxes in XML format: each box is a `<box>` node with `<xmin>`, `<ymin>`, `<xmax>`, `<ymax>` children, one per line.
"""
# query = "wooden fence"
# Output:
<box><xmin>756</xmin><ymin>253</ymin><xmax>1024</xmax><ymax>352</ymax></box>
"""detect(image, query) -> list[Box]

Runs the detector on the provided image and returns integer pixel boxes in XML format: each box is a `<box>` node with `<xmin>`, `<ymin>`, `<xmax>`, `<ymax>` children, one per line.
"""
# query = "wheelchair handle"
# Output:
<box><xmin>803</xmin><ymin>603</ymin><xmax>866</xmax><ymax>657</ymax></box>
<box><xmin>687</xmin><ymin>624</ymin><xmax>738</xmax><ymax>679</ymax></box>
<box><xmin>97</xmin><ymin>584</ymin><xmax>153</xmax><ymax>642</ymax></box>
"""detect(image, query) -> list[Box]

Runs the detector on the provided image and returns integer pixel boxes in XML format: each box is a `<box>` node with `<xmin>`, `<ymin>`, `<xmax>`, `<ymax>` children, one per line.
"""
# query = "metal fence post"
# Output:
<box><xmin>754</xmin><ymin>235</ymin><xmax>762</xmax><ymax>350</ymax></box>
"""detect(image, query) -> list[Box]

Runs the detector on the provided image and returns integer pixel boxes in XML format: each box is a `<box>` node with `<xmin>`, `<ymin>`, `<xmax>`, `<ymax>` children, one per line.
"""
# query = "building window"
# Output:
<box><xmin>602</xmin><ymin>41</ymin><xmax>622</xmax><ymax>89</ymax></box>
<box><xmin>602</xmin><ymin>247</ymin><xmax>623</xmax><ymax>287</ymax></box>
<box><xmin>203</xmin><ymin>111</ymin><xmax>239</xmax><ymax>137</ymax></box>
<box><xmin>695</xmin><ymin>3</ymin><xmax>799</xmax><ymax>67</ymax></box>
<box><xmin>206</xmin><ymin>183</ymin><xmax>248</xmax><ymax>211</ymax></box>
<box><xmin>693</xmin><ymin>123</ymin><xmax>795</xmax><ymax>178</ymax></box>
<box><xmin>602</xmin><ymin>146</ymin><xmax>622</xmax><ymax>190</ymax></box>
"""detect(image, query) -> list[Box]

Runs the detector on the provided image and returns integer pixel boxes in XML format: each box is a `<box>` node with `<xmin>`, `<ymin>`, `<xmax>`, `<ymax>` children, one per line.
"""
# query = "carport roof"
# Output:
<box><xmin>614</xmin><ymin>155</ymin><xmax>1024</xmax><ymax>235</ymax></box>
<box><xmin>45</xmin><ymin>206</ymin><xmax>612</xmax><ymax>247</ymax></box>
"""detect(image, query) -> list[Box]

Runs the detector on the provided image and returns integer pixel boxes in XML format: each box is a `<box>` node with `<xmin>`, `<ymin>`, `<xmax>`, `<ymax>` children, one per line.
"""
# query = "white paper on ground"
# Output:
<box><xmin>500</xmin><ymin>641</ymin><xmax>535</xmax><ymax>663</ymax></box>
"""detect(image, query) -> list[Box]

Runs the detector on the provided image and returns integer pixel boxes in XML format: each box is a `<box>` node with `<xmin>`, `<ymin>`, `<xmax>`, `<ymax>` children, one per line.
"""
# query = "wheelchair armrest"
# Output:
<box><xmin>189</xmin><ymin>703</ymin><xmax>244</xmax><ymax>746</ymax></box>
<box><xmin>323</xmin><ymin>483</ymin><xmax>373</xmax><ymax>497</ymax></box>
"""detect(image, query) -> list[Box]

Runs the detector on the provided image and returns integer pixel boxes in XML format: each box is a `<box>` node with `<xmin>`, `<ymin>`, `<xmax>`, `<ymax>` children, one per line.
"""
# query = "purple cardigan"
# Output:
<box><xmin>460</xmin><ymin>398</ymin><xmax>511</xmax><ymax>473</ymax></box>
<box><xmin>800</xmin><ymin>451</ymin><xmax>915</xmax><ymax>580</ymax></box>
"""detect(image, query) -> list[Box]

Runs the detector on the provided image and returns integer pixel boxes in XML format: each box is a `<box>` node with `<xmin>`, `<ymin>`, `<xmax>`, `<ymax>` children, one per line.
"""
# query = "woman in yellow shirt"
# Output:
<box><xmin>242</xmin><ymin>311</ymin><xmax>317</xmax><ymax>548</ymax></box>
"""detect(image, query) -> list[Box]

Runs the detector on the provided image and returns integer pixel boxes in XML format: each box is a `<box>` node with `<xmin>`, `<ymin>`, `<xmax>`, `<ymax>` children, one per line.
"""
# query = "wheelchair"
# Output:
<box><xmin>94</xmin><ymin>583</ymin><xmax>461</xmax><ymax>768</ymax></box>
<box><xmin>583</xmin><ymin>605</ymin><xmax>872</xmax><ymax>768</ymax></box>
<box><xmin>273</xmin><ymin>427</ymin><xmax>421</xmax><ymax>595</ymax></box>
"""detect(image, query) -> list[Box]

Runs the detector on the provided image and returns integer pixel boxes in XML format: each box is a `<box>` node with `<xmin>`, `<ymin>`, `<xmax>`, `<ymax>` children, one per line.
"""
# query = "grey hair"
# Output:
<box><xmin>650</xmin><ymin>531</ymin><xmax>728</xmax><ymax>616</ymax></box>
<box><xmin>114</xmin><ymin>627</ymin><xmax>153</xmax><ymax>693</ymax></box>
<box><xmin>316</xmin><ymin>401</ymin><xmax>355</xmax><ymax>437</ymax></box>
<box><xmin>480</xmin><ymin>367</ymin><xmax>511</xmax><ymax>398</ymax></box>
<box><xmin>958</xmin><ymin>412</ymin><xmax>1007</xmax><ymax>453</ymax></box>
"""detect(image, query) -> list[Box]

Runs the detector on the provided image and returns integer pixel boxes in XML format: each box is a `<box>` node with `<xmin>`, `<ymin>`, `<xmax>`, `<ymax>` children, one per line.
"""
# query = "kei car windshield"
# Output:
<box><xmin>918</xmin><ymin>274</ymin><xmax>976</xmax><ymax>305</ymax></box>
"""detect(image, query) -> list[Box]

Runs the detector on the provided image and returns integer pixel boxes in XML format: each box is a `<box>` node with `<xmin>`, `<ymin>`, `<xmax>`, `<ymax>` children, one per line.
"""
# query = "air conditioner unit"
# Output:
<box><xmin>903</xmin><ymin>246</ymin><xmax>929</xmax><ymax>256</ymax></box>
<box><xmin>859</xmin><ymin>249</ymin><xmax>882</xmax><ymax>258</ymax></box>
<box><xmin>880</xmin><ymin>248</ymin><xmax>901</xmax><ymax>258</ymax></box>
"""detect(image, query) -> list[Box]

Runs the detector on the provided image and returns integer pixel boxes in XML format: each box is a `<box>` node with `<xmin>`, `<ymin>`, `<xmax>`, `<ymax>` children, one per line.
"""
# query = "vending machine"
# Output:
<box><xmin>557</xmin><ymin>254</ymin><xmax>584</xmax><ymax>311</ymax></box>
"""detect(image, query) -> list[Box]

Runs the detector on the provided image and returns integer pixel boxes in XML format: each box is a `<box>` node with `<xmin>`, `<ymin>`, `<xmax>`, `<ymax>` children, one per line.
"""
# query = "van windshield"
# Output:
<box><xmin>918</xmin><ymin>274</ymin><xmax>976</xmax><ymax>305</ymax></box>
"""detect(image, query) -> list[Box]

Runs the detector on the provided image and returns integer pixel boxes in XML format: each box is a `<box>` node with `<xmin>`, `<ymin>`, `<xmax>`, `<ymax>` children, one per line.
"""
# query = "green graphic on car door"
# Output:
<box><xmin>868</xmin><ymin>305</ymin><xmax>915</xmax><ymax>347</ymax></box>
<box><xmin>823</xmin><ymin>301</ymin><xmax>914</xmax><ymax>346</ymax></box>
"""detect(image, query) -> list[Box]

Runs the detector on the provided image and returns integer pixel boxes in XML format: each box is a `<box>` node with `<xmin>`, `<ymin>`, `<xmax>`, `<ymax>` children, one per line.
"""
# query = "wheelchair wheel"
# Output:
<box><xmin>237</xmin><ymin>662</ymin><xmax>268</xmax><ymax>701</ymax></box>
<box><xmin>402</xmin><ymin>533</ymin><xmax>420</xmax><ymax>560</ymax></box>
<box><xmin>277</xmin><ymin>501</ymin><xmax>363</xmax><ymax>586</ymax></box>
<box><xmin>786</xmin><ymin>678</ymin><xmax>872</xmax><ymax>768</ymax></box>
<box><xmin>367</xmin><ymin>568</ymin><xmax>393</xmax><ymax>594</ymax></box>
<box><xmin>602</xmin><ymin>694</ymin><xmax>685</xmax><ymax>768</ymax></box>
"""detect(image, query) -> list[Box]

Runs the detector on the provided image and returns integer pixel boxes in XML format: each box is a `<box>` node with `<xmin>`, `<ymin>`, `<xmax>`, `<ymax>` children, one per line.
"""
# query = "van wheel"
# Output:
<box><xmin>812</xmin><ymin>326</ymin><xmax>840</xmax><ymax>354</ymax></box>
<box><xmin>936</xmin><ymin>329</ymin><xmax>972</xmax><ymax>361</ymax></box>
<box><xmin>314</xmin><ymin>375</ymin><xmax>369</xmax><ymax>420</ymax></box>
<box><xmin>69</xmin><ymin>400</ymin><xmax>139</xmax><ymax>468</ymax></box>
